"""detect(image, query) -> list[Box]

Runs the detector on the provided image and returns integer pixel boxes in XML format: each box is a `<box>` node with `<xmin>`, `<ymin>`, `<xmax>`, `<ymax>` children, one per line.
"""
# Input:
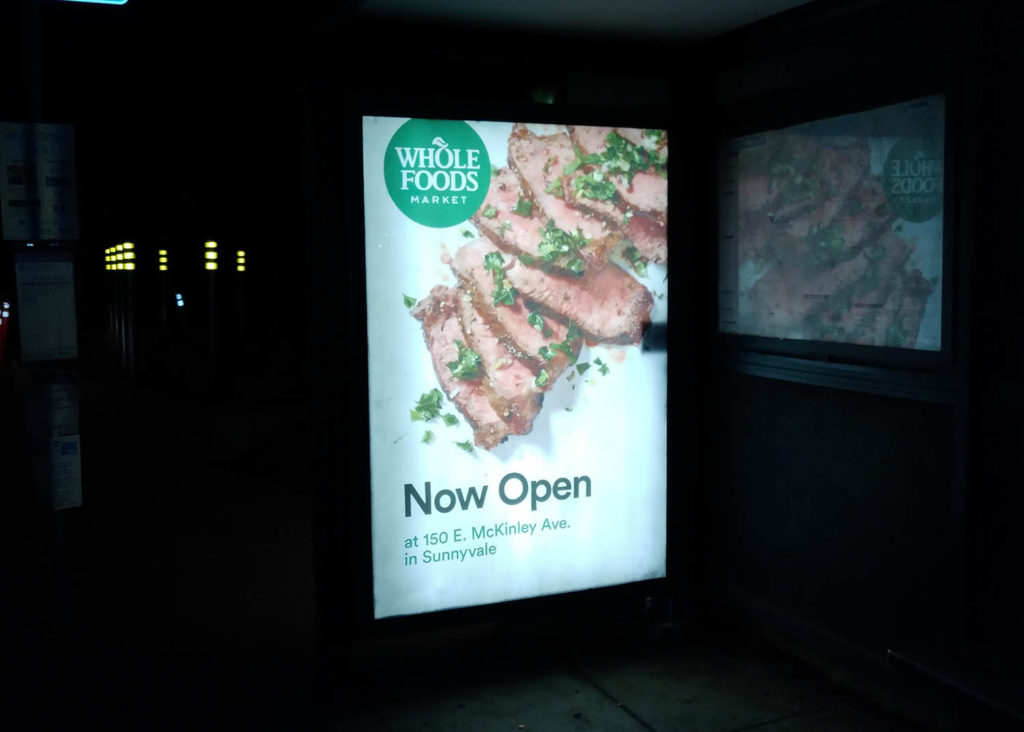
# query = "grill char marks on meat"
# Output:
<box><xmin>507</xmin><ymin>124</ymin><xmax>617</xmax><ymax>270</ymax></box>
<box><xmin>454</xmin><ymin>289</ymin><xmax>543</xmax><ymax>436</ymax></box>
<box><xmin>451</xmin><ymin>239</ymin><xmax>579</xmax><ymax>380</ymax></box>
<box><xmin>568</xmin><ymin>126</ymin><xmax>669</xmax><ymax>264</ymax></box>
<box><xmin>503</xmin><ymin>257</ymin><xmax>653</xmax><ymax>345</ymax></box>
<box><xmin>411</xmin><ymin>286</ymin><xmax>511</xmax><ymax>449</ymax></box>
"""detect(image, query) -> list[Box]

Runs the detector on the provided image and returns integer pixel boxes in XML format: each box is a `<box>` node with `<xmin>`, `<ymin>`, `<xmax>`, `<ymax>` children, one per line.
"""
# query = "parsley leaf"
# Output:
<box><xmin>511</xmin><ymin>196</ymin><xmax>532</xmax><ymax>217</ymax></box>
<box><xmin>482</xmin><ymin>205</ymin><xmax>498</xmax><ymax>219</ymax></box>
<box><xmin>573</xmin><ymin>171</ymin><xmax>617</xmax><ymax>201</ymax></box>
<box><xmin>455</xmin><ymin>440</ymin><xmax>474</xmax><ymax>453</ymax></box>
<box><xmin>527</xmin><ymin>311</ymin><xmax>552</xmax><ymax>337</ymax></box>
<box><xmin>422</xmin><ymin>431</ymin><xmax>434</xmax><ymax>444</ymax></box>
<box><xmin>624</xmin><ymin>245</ymin><xmax>648</xmax><ymax>277</ymax></box>
<box><xmin>442</xmin><ymin>413</ymin><xmax>459</xmax><ymax>427</ymax></box>
<box><xmin>498</xmin><ymin>220</ymin><xmax>512</xmax><ymax>237</ymax></box>
<box><xmin>403</xmin><ymin>294</ymin><xmax>417</xmax><ymax>308</ymax></box>
<box><xmin>492</xmin><ymin>282</ymin><xmax>516</xmax><ymax>307</ymax></box>
<box><xmin>483</xmin><ymin>251</ymin><xmax>505</xmax><ymax>274</ymax></box>
<box><xmin>562</xmin><ymin>145</ymin><xmax>602</xmax><ymax>176</ymax></box>
<box><xmin>534</xmin><ymin>369</ymin><xmax>550</xmax><ymax>388</ymax></box>
<box><xmin>537</xmin><ymin>219</ymin><xmax>589</xmax><ymax>276</ymax></box>
<box><xmin>576</xmin><ymin>362</ymin><xmax>591</xmax><ymax>375</ymax></box>
<box><xmin>484</xmin><ymin>251</ymin><xmax>516</xmax><ymax>307</ymax></box>
<box><xmin>544</xmin><ymin>177</ymin><xmax>564</xmax><ymax>197</ymax></box>
<box><xmin>410</xmin><ymin>388</ymin><xmax>444</xmax><ymax>422</ymax></box>
<box><xmin>447</xmin><ymin>340</ymin><xmax>482</xmax><ymax>381</ymax></box>
<box><xmin>461</xmin><ymin>229</ymin><xmax>474</xmax><ymax>238</ymax></box>
<box><xmin>593</xmin><ymin>357</ymin><xmax>609</xmax><ymax>375</ymax></box>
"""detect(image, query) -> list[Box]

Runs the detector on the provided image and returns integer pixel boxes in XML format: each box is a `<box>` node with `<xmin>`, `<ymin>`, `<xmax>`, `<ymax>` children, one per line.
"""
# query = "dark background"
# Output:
<box><xmin>2</xmin><ymin>0</ymin><xmax>1023</xmax><ymax>728</ymax></box>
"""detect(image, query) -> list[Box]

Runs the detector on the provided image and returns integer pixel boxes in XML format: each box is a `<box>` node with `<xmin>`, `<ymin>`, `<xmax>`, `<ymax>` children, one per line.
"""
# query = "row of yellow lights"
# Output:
<box><xmin>104</xmin><ymin>242</ymin><xmax>135</xmax><ymax>271</ymax></box>
<box><xmin>106</xmin><ymin>241</ymin><xmax>246</xmax><ymax>272</ymax></box>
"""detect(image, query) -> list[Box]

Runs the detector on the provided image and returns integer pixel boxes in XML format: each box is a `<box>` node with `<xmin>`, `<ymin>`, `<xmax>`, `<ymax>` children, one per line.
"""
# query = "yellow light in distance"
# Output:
<box><xmin>159</xmin><ymin>265</ymin><xmax>168</xmax><ymax>271</ymax></box>
<box><xmin>159</xmin><ymin>256</ymin><xmax>168</xmax><ymax>263</ymax></box>
<box><xmin>158</xmin><ymin>249</ymin><xmax>168</xmax><ymax>256</ymax></box>
<box><xmin>205</xmin><ymin>262</ymin><xmax>218</xmax><ymax>271</ymax></box>
<box><xmin>237</xmin><ymin>265</ymin><xmax>246</xmax><ymax>272</ymax></box>
<box><xmin>123</xmin><ymin>242</ymin><xmax>134</xmax><ymax>250</ymax></box>
<box><xmin>205</xmin><ymin>251</ymin><xmax>218</xmax><ymax>260</ymax></box>
<box><xmin>236</xmin><ymin>250</ymin><xmax>245</xmax><ymax>257</ymax></box>
<box><xmin>116</xmin><ymin>263</ymin><xmax>124</xmax><ymax>270</ymax></box>
<box><xmin>125</xmin><ymin>262</ymin><xmax>135</xmax><ymax>271</ymax></box>
<box><xmin>116</xmin><ymin>243</ymin><xmax>124</xmax><ymax>252</ymax></box>
<box><xmin>205</xmin><ymin>241</ymin><xmax>218</xmax><ymax>249</ymax></box>
<box><xmin>124</xmin><ymin>251</ymin><xmax>135</xmax><ymax>260</ymax></box>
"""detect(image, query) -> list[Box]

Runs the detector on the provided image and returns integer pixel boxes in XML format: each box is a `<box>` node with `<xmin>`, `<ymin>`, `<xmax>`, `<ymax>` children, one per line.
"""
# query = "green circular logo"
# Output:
<box><xmin>883</xmin><ymin>137</ymin><xmax>944</xmax><ymax>223</ymax></box>
<box><xmin>384</xmin><ymin>119</ymin><xmax>491</xmax><ymax>228</ymax></box>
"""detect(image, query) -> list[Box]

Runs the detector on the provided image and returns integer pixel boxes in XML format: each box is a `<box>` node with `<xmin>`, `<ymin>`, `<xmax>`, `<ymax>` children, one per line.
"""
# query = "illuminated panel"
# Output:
<box><xmin>361</xmin><ymin>116</ymin><xmax>668</xmax><ymax>619</ymax></box>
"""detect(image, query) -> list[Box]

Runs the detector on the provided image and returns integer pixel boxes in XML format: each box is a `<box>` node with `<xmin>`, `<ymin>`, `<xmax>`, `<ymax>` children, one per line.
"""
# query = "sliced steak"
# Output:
<box><xmin>504</xmin><ymin>258</ymin><xmax>653</xmax><ymax>345</ymax></box>
<box><xmin>410</xmin><ymin>286</ymin><xmax>510</xmax><ymax>449</ymax></box>
<box><xmin>507</xmin><ymin>124</ymin><xmax>617</xmax><ymax>268</ymax></box>
<box><xmin>450</xmin><ymin>239</ymin><xmax>579</xmax><ymax>379</ymax></box>
<box><xmin>456</xmin><ymin>292</ymin><xmax>542</xmax><ymax>436</ymax></box>
<box><xmin>568</xmin><ymin>126</ymin><xmax>669</xmax><ymax>263</ymax></box>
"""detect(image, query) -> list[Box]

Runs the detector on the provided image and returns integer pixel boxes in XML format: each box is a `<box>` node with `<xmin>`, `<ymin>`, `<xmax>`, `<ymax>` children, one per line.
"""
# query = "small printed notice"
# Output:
<box><xmin>50</xmin><ymin>434</ymin><xmax>82</xmax><ymax>510</ymax></box>
<box><xmin>15</xmin><ymin>252</ymin><xmax>78</xmax><ymax>362</ymax></box>
<box><xmin>0</xmin><ymin>122</ymin><xmax>80</xmax><ymax>241</ymax></box>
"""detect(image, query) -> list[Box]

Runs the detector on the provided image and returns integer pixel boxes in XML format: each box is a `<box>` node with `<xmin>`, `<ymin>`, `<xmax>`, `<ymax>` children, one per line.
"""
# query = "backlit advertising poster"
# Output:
<box><xmin>718</xmin><ymin>95</ymin><xmax>944</xmax><ymax>351</ymax></box>
<box><xmin>362</xmin><ymin>117</ymin><xmax>668</xmax><ymax>619</ymax></box>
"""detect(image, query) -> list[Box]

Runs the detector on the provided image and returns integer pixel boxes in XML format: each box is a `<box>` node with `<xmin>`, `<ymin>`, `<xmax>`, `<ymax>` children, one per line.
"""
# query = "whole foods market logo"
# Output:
<box><xmin>384</xmin><ymin>119</ymin><xmax>491</xmax><ymax>228</ymax></box>
<box><xmin>883</xmin><ymin>138</ymin><xmax>943</xmax><ymax>223</ymax></box>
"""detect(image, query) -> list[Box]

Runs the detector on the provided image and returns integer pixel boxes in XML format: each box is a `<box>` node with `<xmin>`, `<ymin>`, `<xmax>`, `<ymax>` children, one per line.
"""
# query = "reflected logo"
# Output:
<box><xmin>883</xmin><ymin>138</ymin><xmax>944</xmax><ymax>223</ymax></box>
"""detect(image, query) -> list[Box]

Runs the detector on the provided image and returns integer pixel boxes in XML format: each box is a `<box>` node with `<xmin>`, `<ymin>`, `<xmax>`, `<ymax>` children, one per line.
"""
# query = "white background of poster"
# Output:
<box><xmin>363</xmin><ymin>116</ymin><xmax>668</xmax><ymax>619</ymax></box>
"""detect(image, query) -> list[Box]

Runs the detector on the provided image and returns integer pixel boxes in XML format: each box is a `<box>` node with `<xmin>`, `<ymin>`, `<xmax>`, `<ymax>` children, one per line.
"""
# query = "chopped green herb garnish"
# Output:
<box><xmin>498</xmin><ymin>220</ymin><xmax>512</xmax><ymax>237</ymax></box>
<box><xmin>576</xmin><ymin>362</ymin><xmax>591</xmax><ymax>375</ymax></box>
<box><xmin>537</xmin><ymin>219</ymin><xmax>589</xmax><ymax>275</ymax></box>
<box><xmin>562</xmin><ymin>145</ymin><xmax>602</xmax><ymax>176</ymax></box>
<box><xmin>442</xmin><ymin>413</ymin><xmax>459</xmax><ymax>427</ymax></box>
<box><xmin>461</xmin><ymin>229</ymin><xmax>474</xmax><ymax>238</ymax></box>
<box><xmin>527</xmin><ymin>311</ymin><xmax>552</xmax><ymax>337</ymax></box>
<box><xmin>511</xmin><ymin>196</ymin><xmax>533</xmax><ymax>217</ymax></box>
<box><xmin>538</xmin><ymin>321</ymin><xmax>581</xmax><ymax>366</ymax></box>
<box><xmin>622</xmin><ymin>209</ymin><xmax>634</xmax><ymax>225</ymax></box>
<box><xmin>544</xmin><ymin>177</ymin><xmax>564</xmax><ymax>197</ymax></box>
<box><xmin>492</xmin><ymin>282</ymin><xmax>516</xmax><ymax>306</ymax></box>
<box><xmin>447</xmin><ymin>340</ymin><xmax>482</xmax><ymax>381</ymax></box>
<box><xmin>573</xmin><ymin>171</ymin><xmax>617</xmax><ymax>201</ymax></box>
<box><xmin>534</xmin><ymin>369</ymin><xmax>550</xmax><ymax>388</ymax></box>
<box><xmin>593</xmin><ymin>357</ymin><xmax>609</xmax><ymax>375</ymax></box>
<box><xmin>422</xmin><ymin>430</ymin><xmax>434</xmax><ymax>444</ymax></box>
<box><xmin>455</xmin><ymin>440</ymin><xmax>474</xmax><ymax>453</ymax></box>
<box><xmin>518</xmin><ymin>253</ymin><xmax>536</xmax><ymax>266</ymax></box>
<box><xmin>484</xmin><ymin>251</ymin><xmax>516</xmax><ymax>307</ymax></box>
<box><xmin>644</xmin><ymin>129</ymin><xmax>662</xmax><ymax>141</ymax></box>
<box><xmin>542</xmin><ymin>156</ymin><xmax>556</xmax><ymax>175</ymax></box>
<box><xmin>624</xmin><ymin>245</ymin><xmax>648</xmax><ymax>277</ymax></box>
<box><xmin>483</xmin><ymin>251</ymin><xmax>505</xmax><ymax>274</ymax></box>
<box><xmin>482</xmin><ymin>205</ymin><xmax>498</xmax><ymax>219</ymax></box>
<box><xmin>403</xmin><ymin>293</ymin><xmax>417</xmax><ymax>308</ymax></box>
<box><xmin>411</xmin><ymin>388</ymin><xmax>444</xmax><ymax>422</ymax></box>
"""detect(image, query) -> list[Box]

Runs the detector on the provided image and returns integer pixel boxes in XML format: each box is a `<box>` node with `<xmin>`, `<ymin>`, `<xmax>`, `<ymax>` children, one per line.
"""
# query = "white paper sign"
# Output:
<box><xmin>15</xmin><ymin>253</ymin><xmax>78</xmax><ymax>362</ymax></box>
<box><xmin>0</xmin><ymin>122</ymin><xmax>80</xmax><ymax>240</ymax></box>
